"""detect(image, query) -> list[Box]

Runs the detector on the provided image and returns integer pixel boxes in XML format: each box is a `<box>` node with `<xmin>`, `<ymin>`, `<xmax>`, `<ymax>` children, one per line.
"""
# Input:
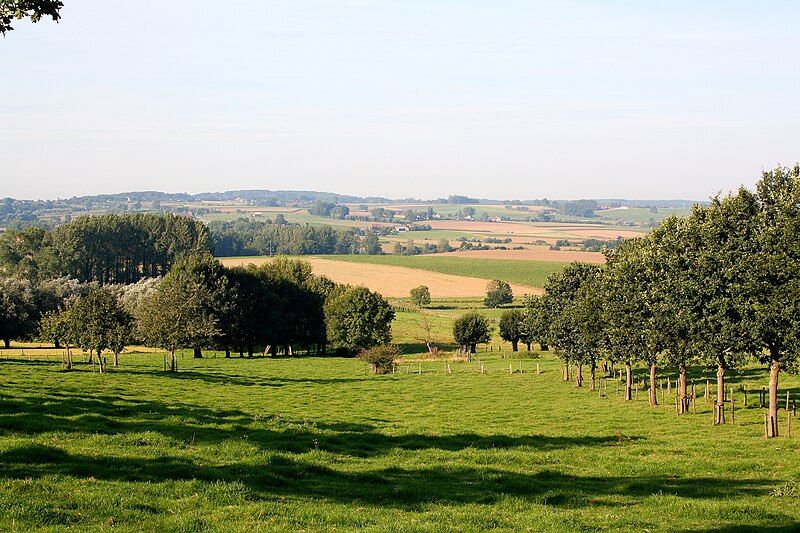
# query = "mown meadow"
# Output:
<box><xmin>1</xmin><ymin>345</ymin><xmax>799</xmax><ymax>532</ymax></box>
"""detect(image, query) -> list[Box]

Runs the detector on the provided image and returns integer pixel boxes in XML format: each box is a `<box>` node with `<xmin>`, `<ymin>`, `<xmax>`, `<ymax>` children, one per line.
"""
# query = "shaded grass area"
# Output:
<box><xmin>1</xmin><ymin>351</ymin><xmax>799</xmax><ymax>531</ymax></box>
<box><xmin>313</xmin><ymin>254</ymin><xmax>566</xmax><ymax>288</ymax></box>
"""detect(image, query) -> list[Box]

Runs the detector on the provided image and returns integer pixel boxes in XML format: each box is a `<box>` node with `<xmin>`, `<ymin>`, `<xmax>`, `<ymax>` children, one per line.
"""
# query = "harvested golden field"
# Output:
<box><xmin>448</xmin><ymin>248</ymin><xmax>606</xmax><ymax>263</ymax></box>
<box><xmin>219</xmin><ymin>256</ymin><xmax>540</xmax><ymax>298</ymax></box>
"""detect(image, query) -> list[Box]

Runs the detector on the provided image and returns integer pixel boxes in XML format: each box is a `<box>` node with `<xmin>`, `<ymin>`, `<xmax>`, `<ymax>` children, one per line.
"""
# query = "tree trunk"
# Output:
<box><xmin>589</xmin><ymin>361</ymin><xmax>596</xmax><ymax>391</ymax></box>
<box><xmin>193</xmin><ymin>347</ymin><xmax>203</xmax><ymax>358</ymax></box>
<box><xmin>54</xmin><ymin>339</ymin><xmax>61</xmax><ymax>349</ymax></box>
<box><xmin>2</xmin><ymin>338</ymin><xmax>9</xmax><ymax>349</ymax></box>
<box><xmin>525</xmin><ymin>342</ymin><xmax>531</xmax><ymax>351</ymax></box>
<box><xmin>768</xmin><ymin>357</ymin><xmax>780</xmax><ymax>438</ymax></box>
<box><xmin>225</xmin><ymin>348</ymin><xmax>230</xmax><ymax>358</ymax></box>
<box><xmin>648</xmin><ymin>363</ymin><xmax>658</xmax><ymax>406</ymax></box>
<box><xmin>715</xmin><ymin>362</ymin><xmax>726</xmax><ymax>424</ymax></box>
<box><xmin>511</xmin><ymin>340</ymin><xmax>519</xmax><ymax>352</ymax></box>
<box><xmin>87</xmin><ymin>350</ymin><xmax>94</xmax><ymax>364</ymax></box>
<box><xmin>625</xmin><ymin>362</ymin><xmax>633</xmax><ymax>401</ymax></box>
<box><xmin>248</xmin><ymin>346</ymin><xmax>254</xmax><ymax>357</ymax></box>
<box><xmin>540</xmin><ymin>343</ymin><xmax>548</xmax><ymax>351</ymax></box>
<box><xmin>575</xmin><ymin>364</ymin><xmax>583</xmax><ymax>387</ymax></box>
<box><xmin>470</xmin><ymin>343</ymin><xmax>476</xmax><ymax>354</ymax></box>
<box><xmin>96</xmin><ymin>349</ymin><xmax>104</xmax><ymax>373</ymax></box>
<box><xmin>239</xmin><ymin>348</ymin><xmax>244</xmax><ymax>358</ymax></box>
<box><xmin>678</xmin><ymin>363</ymin><xmax>688</xmax><ymax>415</ymax></box>
<box><xmin>113</xmin><ymin>352</ymin><xmax>119</xmax><ymax>368</ymax></box>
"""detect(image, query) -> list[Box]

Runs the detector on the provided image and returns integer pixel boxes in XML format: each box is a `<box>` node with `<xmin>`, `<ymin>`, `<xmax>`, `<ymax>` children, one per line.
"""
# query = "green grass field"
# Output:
<box><xmin>596</xmin><ymin>207</ymin><xmax>693</xmax><ymax>225</ymax></box>
<box><xmin>1</xmin><ymin>345</ymin><xmax>799</xmax><ymax>532</ymax></box>
<box><xmin>320</xmin><ymin>255</ymin><xmax>566</xmax><ymax>288</ymax></box>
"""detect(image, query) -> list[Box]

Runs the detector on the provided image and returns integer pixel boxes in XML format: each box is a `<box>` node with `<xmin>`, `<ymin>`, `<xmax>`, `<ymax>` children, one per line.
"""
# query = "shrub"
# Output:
<box><xmin>359</xmin><ymin>345</ymin><xmax>400</xmax><ymax>374</ymax></box>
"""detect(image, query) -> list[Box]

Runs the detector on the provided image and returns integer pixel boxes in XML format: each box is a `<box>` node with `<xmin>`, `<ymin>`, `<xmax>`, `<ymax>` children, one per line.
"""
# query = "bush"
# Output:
<box><xmin>409</xmin><ymin>285</ymin><xmax>431</xmax><ymax>306</ymax></box>
<box><xmin>359</xmin><ymin>345</ymin><xmax>399</xmax><ymax>374</ymax></box>
<box><xmin>484</xmin><ymin>279</ymin><xmax>513</xmax><ymax>308</ymax></box>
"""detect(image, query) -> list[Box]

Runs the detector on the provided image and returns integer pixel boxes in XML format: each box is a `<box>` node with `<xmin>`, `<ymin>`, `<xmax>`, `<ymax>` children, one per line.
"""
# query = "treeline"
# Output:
<box><xmin>208</xmin><ymin>219</ymin><xmax>383</xmax><ymax>256</ymax></box>
<box><xmin>519</xmin><ymin>165</ymin><xmax>799</xmax><ymax>439</ymax></box>
<box><xmin>0</xmin><ymin>213</ymin><xmax>210</xmax><ymax>283</ymax></box>
<box><xmin>1</xmin><ymin>255</ymin><xmax>394</xmax><ymax>368</ymax></box>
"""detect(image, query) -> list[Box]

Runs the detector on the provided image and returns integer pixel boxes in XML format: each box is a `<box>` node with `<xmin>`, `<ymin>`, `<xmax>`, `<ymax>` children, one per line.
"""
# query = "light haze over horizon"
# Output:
<box><xmin>1</xmin><ymin>1</ymin><xmax>798</xmax><ymax>201</ymax></box>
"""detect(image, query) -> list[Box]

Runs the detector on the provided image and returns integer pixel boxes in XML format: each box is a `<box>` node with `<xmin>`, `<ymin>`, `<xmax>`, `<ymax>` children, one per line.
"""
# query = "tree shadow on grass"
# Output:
<box><xmin>113</xmin><ymin>368</ymin><xmax>368</xmax><ymax>387</ymax></box>
<box><xmin>0</xmin><ymin>445</ymin><xmax>783</xmax><ymax>510</ymax></box>
<box><xmin>0</xmin><ymin>391</ymin><xmax>642</xmax><ymax>457</ymax></box>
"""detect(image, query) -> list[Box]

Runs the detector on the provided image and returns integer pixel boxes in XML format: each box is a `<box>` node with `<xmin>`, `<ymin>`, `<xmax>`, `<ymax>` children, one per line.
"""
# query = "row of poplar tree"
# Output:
<box><xmin>517</xmin><ymin>165</ymin><xmax>799</xmax><ymax>439</ymax></box>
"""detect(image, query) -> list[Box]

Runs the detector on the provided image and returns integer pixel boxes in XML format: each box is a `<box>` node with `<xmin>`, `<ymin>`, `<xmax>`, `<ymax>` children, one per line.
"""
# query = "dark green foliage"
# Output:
<box><xmin>409</xmin><ymin>285</ymin><xmax>431</xmax><ymax>307</ymax></box>
<box><xmin>0</xmin><ymin>214</ymin><xmax>211</xmax><ymax>284</ymax></box>
<box><xmin>452</xmin><ymin>312</ymin><xmax>491</xmax><ymax>353</ymax></box>
<box><xmin>1</xmin><ymin>0</ymin><xmax>62</xmax><ymax>34</ymax></box>
<box><xmin>498</xmin><ymin>309</ymin><xmax>526</xmax><ymax>351</ymax></box>
<box><xmin>0</xmin><ymin>277</ymin><xmax>38</xmax><ymax>348</ymax></box>
<box><xmin>484</xmin><ymin>279</ymin><xmax>513</xmax><ymax>308</ymax></box>
<box><xmin>135</xmin><ymin>255</ymin><xmax>226</xmax><ymax>370</ymax></box>
<box><xmin>325</xmin><ymin>286</ymin><xmax>394</xmax><ymax>354</ymax></box>
<box><xmin>358</xmin><ymin>344</ymin><xmax>399</xmax><ymax>374</ymax></box>
<box><xmin>209</xmin><ymin>219</ymin><xmax>366</xmax><ymax>256</ymax></box>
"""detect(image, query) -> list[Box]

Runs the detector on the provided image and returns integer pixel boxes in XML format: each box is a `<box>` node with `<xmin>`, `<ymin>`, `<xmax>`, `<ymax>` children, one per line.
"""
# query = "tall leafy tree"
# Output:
<box><xmin>325</xmin><ymin>286</ymin><xmax>394</xmax><ymax>354</ymax></box>
<box><xmin>751</xmin><ymin>165</ymin><xmax>800</xmax><ymax>437</ymax></box>
<box><xmin>452</xmin><ymin>312</ymin><xmax>491</xmax><ymax>357</ymax></box>
<box><xmin>498</xmin><ymin>309</ymin><xmax>526</xmax><ymax>352</ymax></box>
<box><xmin>135</xmin><ymin>255</ymin><xmax>224</xmax><ymax>371</ymax></box>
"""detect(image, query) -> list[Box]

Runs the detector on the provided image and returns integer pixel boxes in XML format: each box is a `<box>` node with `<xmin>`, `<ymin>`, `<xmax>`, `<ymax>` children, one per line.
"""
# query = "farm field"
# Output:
<box><xmin>219</xmin><ymin>256</ymin><xmax>541</xmax><ymax>298</ymax></box>
<box><xmin>1</xmin><ymin>346</ymin><xmax>798</xmax><ymax>532</ymax></box>
<box><xmin>220</xmin><ymin>255</ymin><xmax>566</xmax><ymax>293</ymax></box>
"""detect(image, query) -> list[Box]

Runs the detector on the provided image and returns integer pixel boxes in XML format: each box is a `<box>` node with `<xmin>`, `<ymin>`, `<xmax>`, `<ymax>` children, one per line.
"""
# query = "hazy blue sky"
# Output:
<box><xmin>2</xmin><ymin>1</ymin><xmax>798</xmax><ymax>200</ymax></box>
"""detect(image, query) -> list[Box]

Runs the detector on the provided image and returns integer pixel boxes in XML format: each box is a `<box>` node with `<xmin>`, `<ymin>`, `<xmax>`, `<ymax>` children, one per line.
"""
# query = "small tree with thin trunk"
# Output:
<box><xmin>359</xmin><ymin>345</ymin><xmax>400</xmax><ymax>374</ymax></box>
<box><xmin>69</xmin><ymin>288</ymin><xmax>132</xmax><ymax>373</ymax></box>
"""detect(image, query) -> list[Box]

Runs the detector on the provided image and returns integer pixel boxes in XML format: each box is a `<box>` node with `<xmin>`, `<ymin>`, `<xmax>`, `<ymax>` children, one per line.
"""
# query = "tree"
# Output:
<box><xmin>691</xmin><ymin>190</ymin><xmax>760</xmax><ymax>423</ymax></box>
<box><xmin>521</xmin><ymin>295</ymin><xmax>548</xmax><ymax>351</ymax></box>
<box><xmin>452</xmin><ymin>312</ymin><xmax>491</xmax><ymax>357</ymax></box>
<box><xmin>0</xmin><ymin>277</ymin><xmax>38</xmax><ymax>348</ymax></box>
<box><xmin>750</xmin><ymin>165</ymin><xmax>800</xmax><ymax>437</ymax></box>
<box><xmin>69</xmin><ymin>288</ymin><xmax>132</xmax><ymax>372</ymax></box>
<box><xmin>409</xmin><ymin>285</ymin><xmax>431</xmax><ymax>307</ymax></box>
<box><xmin>359</xmin><ymin>344</ymin><xmax>399</xmax><ymax>374</ymax></box>
<box><xmin>484</xmin><ymin>279</ymin><xmax>513</xmax><ymax>308</ymax></box>
<box><xmin>1</xmin><ymin>0</ymin><xmax>62</xmax><ymax>35</ymax></box>
<box><xmin>135</xmin><ymin>255</ymin><xmax>224</xmax><ymax>371</ymax></box>
<box><xmin>325</xmin><ymin>286</ymin><xmax>394</xmax><ymax>354</ymax></box>
<box><xmin>569</xmin><ymin>272</ymin><xmax>607</xmax><ymax>390</ymax></box>
<box><xmin>498</xmin><ymin>309</ymin><xmax>526</xmax><ymax>351</ymax></box>
<box><xmin>541</xmin><ymin>262</ymin><xmax>602</xmax><ymax>384</ymax></box>
<box><xmin>39</xmin><ymin>309</ymin><xmax>76</xmax><ymax>368</ymax></box>
<box><xmin>603</xmin><ymin>240</ymin><xmax>662</xmax><ymax>401</ymax></box>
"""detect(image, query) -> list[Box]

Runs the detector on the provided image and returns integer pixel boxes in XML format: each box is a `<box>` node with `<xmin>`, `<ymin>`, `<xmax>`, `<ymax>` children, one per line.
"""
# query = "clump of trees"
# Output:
<box><xmin>535</xmin><ymin>165</ymin><xmax>800</xmax><ymax>438</ymax></box>
<box><xmin>0</xmin><ymin>213</ymin><xmax>210</xmax><ymax>283</ymax></box>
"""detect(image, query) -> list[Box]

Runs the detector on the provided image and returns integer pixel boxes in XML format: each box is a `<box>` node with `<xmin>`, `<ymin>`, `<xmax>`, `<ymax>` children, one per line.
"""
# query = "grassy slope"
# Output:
<box><xmin>1</xmin><ymin>348</ymin><xmax>799</xmax><ymax>532</ymax></box>
<box><xmin>315</xmin><ymin>255</ymin><xmax>566</xmax><ymax>288</ymax></box>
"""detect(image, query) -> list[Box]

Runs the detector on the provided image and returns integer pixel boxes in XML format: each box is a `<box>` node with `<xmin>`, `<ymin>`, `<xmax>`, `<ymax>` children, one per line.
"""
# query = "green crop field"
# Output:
<box><xmin>596</xmin><ymin>207</ymin><xmax>693</xmax><ymax>225</ymax></box>
<box><xmin>320</xmin><ymin>255</ymin><xmax>566</xmax><ymax>288</ymax></box>
<box><xmin>1</xmin><ymin>344</ymin><xmax>799</xmax><ymax>532</ymax></box>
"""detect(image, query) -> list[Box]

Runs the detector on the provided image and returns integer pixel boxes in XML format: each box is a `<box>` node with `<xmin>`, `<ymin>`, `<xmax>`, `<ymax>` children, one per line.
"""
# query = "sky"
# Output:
<box><xmin>1</xmin><ymin>1</ymin><xmax>798</xmax><ymax>201</ymax></box>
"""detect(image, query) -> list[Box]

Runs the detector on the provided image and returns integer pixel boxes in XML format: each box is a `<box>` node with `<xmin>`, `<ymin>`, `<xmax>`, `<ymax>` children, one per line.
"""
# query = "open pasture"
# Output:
<box><xmin>0</xmin><ymin>348</ymin><xmax>798</xmax><ymax>532</ymax></box>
